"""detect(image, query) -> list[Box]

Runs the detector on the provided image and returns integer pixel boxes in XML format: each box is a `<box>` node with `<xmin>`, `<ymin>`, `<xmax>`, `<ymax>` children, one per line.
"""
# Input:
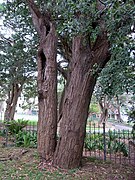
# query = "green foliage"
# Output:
<box><xmin>0</xmin><ymin>0</ymin><xmax>37</xmax><ymax>103</ymax></box>
<box><xmin>107</xmin><ymin>130</ymin><xmax>128</xmax><ymax>157</ymax></box>
<box><xmin>128</xmin><ymin>106</ymin><xmax>135</xmax><ymax>123</ymax></box>
<box><xmin>85</xmin><ymin>130</ymin><xmax>129</xmax><ymax>157</ymax></box>
<box><xmin>54</xmin><ymin>0</ymin><xmax>98</xmax><ymax>36</ymax></box>
<box><xmin>4</xmin><ymin>119</ymin><xmax>28</xmax><ymax>135</ymax></box>
<box><xmin>16</xmin><ymin>131</ymin><xmax>37</xmax><ymax>148</ymax></box>
<box><xmin>0</xmin><ymin>129</ymin><xmax>6</xmax><ymax>137</ymax></box>
<box><xmin>92</xmin><ymin>0</ymin><xmax>135</xmax><ymax>104</ymax></box>
<box><xmin>89</xmin><ymin>103</ymin><xmax>100</xmax><ymax>114</ymax></box>
<box><xmin>89</xmin><ymin>94</ymin><xmax>100</xmax><ymax>114</ymax></box>
<box><xmin>107</xmin><ymin>130</ymin><xmax>118</xmax><ymax>141</ymax></box>
<box><xmin>85</xmin><ymin>133</ymin><xmax>104</xmax><ymax>151</ymax></box>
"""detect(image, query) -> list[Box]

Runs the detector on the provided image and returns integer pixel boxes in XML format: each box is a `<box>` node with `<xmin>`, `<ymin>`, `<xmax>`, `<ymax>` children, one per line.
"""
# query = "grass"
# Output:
<box><xmin>0</xmin><ymin>147</ymin><xmax>135</xmax><ymax>180</ymax></box>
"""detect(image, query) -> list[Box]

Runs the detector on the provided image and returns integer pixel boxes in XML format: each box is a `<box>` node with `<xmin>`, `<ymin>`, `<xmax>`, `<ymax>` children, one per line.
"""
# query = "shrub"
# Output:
<box><xmin>85</xmin><ymin>133</ymin><xmax>104</xmax><ymax>151</ymax></box>
<box><xmin>0</xmin><ymin>129</ymin><xmax>6</xmax><ymax>137</ymax></box>
<box><xmin>16</xmin><ymin>131</ymin><xmax>37</xmax><ymax>148</ymax></box>
<box><xmin>84</xmin><ymin>131</ymin><xmax>128</xmax><ymax>157</ymax></box>
<box><xmin>4</xmin><ymin>119</ymin><xmax>28</xmax><ymax>135</ymax></box>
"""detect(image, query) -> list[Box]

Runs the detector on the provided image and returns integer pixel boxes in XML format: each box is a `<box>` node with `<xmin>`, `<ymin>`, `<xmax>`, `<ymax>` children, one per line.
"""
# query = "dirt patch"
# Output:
<box><xmin>0</xmin><ymin>147</ymin><xmax>135</xmax><ymax>180</ymax></box>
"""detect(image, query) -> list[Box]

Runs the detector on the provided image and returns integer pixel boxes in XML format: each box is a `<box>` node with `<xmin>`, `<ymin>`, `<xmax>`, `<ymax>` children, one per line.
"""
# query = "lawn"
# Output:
<box><xmin>0</xmin><ymin>147</ymin><xmax>135</xmax><ymax>180</ymax></box>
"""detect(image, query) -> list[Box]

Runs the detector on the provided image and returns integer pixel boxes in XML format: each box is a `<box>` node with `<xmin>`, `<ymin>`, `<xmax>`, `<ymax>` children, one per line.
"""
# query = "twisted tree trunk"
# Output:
<box><xmin>27</xmin><ymin>0</ymin><xmax>57</xmax><ymax>161</ymax></box>
<box><xmin>37</xmin><ymin>24</ymin><xmax>57</xmax><ymax>161</ymax></box>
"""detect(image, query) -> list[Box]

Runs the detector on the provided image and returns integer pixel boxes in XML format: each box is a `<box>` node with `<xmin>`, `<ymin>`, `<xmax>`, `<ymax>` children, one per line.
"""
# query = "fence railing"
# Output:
<box><xmin>0</xmin><ymin>121</ymin><xmax>135</xmax><ymax>166</ymax></box>
<box><xmin>84</xmin><ymin>121</ymin><xmax>135</xmax><ymax>166</ymax></box>
<box><xmin>0</xmin><ymin>122</ymin><xmax>37</xmax><ymax>148</ymax></box>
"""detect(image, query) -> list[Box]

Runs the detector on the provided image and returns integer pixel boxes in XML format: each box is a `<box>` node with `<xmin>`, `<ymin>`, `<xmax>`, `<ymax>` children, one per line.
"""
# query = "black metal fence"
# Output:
<box><xmin>0</xmin><ymin>121</ymin><xmax>135</xmax><ymax>166</ymax></box>
<box><xmin>0</xmin><ymin>122</ymin><xmax>37</xmax><ymax>148</ymax></box>
<box><xmin>84</xmin><ymin>121</ymin><xmax>135</xmax><ymax>166</ymax></box>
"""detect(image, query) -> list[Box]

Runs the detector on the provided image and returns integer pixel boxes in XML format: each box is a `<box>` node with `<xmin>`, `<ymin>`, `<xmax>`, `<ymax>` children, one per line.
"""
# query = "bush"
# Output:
<box><xmin>85</xmin><ymin>133</ymin><xmax>104</xmax><ymax>151</ymax></box>
<box><xmin>4</xmin><ymin>119</ymin><xmax>28</xmax><ymax>135</ymax></box>
<box><xmin>16</xmin><ymin>131</ymin><xmax>37</xmax><ymax>148</ymax></box>
<box><xmin>0</xmin><ymin>129</ymin><xmax>6</xmax><ymax>137</ymax></box>
<box><xmin>84</xmin><ymin>131</ymin><xmax>128</xmax><ymax>157</ymax></box>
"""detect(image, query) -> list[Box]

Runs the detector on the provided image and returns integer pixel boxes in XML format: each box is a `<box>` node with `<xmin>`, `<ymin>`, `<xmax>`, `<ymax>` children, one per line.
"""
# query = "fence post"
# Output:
<box><xmin>103</xmin><ymin>122</ymin><xmax>106</xmax><ymax>161</ymax></box>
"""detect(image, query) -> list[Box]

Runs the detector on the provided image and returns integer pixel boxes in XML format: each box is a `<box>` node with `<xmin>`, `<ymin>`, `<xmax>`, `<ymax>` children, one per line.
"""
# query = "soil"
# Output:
<box><xmin>0</xmin><ymin>147</ymin><xmax>135</xmax><ymax>180</ymax></box>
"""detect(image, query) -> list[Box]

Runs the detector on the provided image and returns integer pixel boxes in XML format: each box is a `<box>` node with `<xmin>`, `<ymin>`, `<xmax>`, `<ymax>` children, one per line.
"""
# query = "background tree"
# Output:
<box><xmin>0</xmin><ymin>2</ymin><xmax>37</xmax><ymax>121</ymax></box>
<box><xmin>95</xmin><ymin>33</ymin><xmax>135</xmax><ymax>123</ymax></box>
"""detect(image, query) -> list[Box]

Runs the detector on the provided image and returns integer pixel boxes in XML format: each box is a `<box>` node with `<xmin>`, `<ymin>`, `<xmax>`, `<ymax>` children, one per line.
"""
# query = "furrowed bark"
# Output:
<box><xmin>37</xmin><ymin>24</ymin><xmax>57</xmax><ymax>161</ymax></box>
<box><xmin>27</xmin><ymin>0</ymin><xmax>57</xmax><ymax>161</ymax></box>
<box><xmin>54</xmin><ymin>33</ymin><xmax>110</xmax><ymax>169</ymax></box>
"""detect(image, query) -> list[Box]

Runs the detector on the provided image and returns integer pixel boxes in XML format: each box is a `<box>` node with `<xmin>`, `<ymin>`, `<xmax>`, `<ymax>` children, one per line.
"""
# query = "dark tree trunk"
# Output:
<box><xmin>54</xmin><ymin>34</ymin><xmax>110</xmax><ymax>169</ymax></box>
<box><xmin>27</xmin><ymin>0</ymin><xmax>58</xmax><ymax>161</ymax></box>
<box><xmin>4</xmin><ymin>83</ymin><xmax>22</xmax><ymax>121</ymax></box>
<box><xmin>37</xmin><ymin>24</ymin><xmax>57</xmax><ymax>161</ymax></box>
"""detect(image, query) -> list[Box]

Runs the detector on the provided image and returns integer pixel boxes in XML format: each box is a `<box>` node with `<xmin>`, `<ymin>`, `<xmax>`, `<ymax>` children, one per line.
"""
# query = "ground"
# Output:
<box><xmin>0</xmin><ymin>147</ymin><xmax>135</xmax><ymax>180</ymax></box>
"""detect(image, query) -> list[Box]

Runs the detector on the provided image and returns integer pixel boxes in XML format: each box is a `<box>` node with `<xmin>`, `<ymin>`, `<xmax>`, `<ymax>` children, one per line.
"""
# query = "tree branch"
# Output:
<box><xmin>26</xmin><ymin>0</ymin><xmax>43</xmax><ymax>35</ymax></box>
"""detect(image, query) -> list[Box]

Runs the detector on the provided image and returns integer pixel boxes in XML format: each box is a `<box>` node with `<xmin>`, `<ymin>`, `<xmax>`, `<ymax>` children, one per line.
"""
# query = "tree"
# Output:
<box><xmin>27</xmin><ymin>0</ymin><xmax>134</xmax><ymax>169</ymax></box>
<box><xmin>95</xmin><ymin>30</ymin><xmax>135</xmax><ymax>123</ymax></box>
<box><xmin>2</xmin><ymin>0</ymin><xmax>134</xmax><ymax>169</ymax></box>
<box><xmin>26</xmin><ymin>0</ymin><xmax>58</xmax><ymax>161</ymax></box>
<box><xmin>0</xmin><ymin>34</ymin><xmax>37</xmax><ymax>121</ymax></box>
<box><xmin>0</xmin><ymin>2</ymin><xmax>37</xmax><ymax>121</ymax></box>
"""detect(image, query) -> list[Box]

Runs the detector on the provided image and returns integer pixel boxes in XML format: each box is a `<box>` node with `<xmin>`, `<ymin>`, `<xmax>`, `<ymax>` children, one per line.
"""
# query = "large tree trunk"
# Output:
<box><xmin>37</xmin><ymin>24</ymin><xmax>57</xmax><ymax>161</ymax></box>
<box><xmin>4</xmin><ymin>83</ymin><xmax>22</xmax><ymax>121</ymax></box>
<box><xmin>54</xmin><ymin>34</ymin><xmax>110</xmax><ymax>169</ymax></box>
<box><xmin>27</xmin><ymin>0</ymin><xmax>58</xmax><ymax>161</ymax></box>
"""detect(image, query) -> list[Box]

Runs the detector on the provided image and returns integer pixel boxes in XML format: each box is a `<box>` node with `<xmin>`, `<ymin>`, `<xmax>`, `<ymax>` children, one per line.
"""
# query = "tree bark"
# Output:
<box><xmin>99</xmin><ymin>96</ymin><xmax>109</xmax><ymax>124</ymax></box>
<box><xmin>37</xmin><ymin>24</ymin><xmax>57</xmax><ymax>161</ymax></box>
<box><xmin>54</xmin><ymin>33</ymin><xmax>110</xmax><ymax>169</ymax></box>
<box><xmin>4</xmin><ymin>83</ymin><xmax>22</xmax><ymax>121</ymax></box>
<box><xmin>27</xmin><ymin>0</ymin><xmax>110</xmax><ymax>169</ymax></box>
<box><xmin>116</xmin><ymin>96</ymin><xmax>123</xmax><ymax>123</ymax></box>
<box><xmin>27</xmin><ymin>0</ymin><xmax>58</xmax><ymax>161</ymax></box>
